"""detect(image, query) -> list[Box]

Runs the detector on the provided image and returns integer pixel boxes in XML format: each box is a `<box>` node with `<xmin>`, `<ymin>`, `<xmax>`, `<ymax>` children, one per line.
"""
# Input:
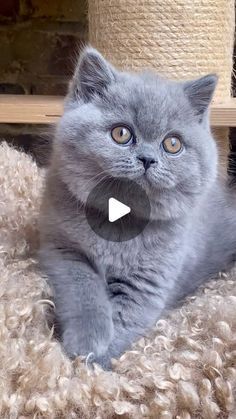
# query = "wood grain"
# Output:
<box><xmin>0</xmin><ymin>95</ymin><xmax>63</xmax><ymax>124</ymax></box>
<box><xmin>0</xmin><ymin>95</ymin><xmax>236</xmax><ymax>126</ymax></box>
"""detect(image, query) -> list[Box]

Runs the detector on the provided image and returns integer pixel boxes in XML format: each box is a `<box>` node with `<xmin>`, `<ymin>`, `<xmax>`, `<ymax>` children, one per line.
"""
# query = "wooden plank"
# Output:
<box><xmin>0</xmin><ymin>95</ymin><xmax>236</xmax><ymax>126</ymax></box>
<box><xmin>210</xmin><ymin>100</ymin><xmax>236</xmax><ymax>127</ymax></box>
<box><xmin>0</xmin><ymin>95</ymin><xmax>64</xmax><ymax>124</ymax></box>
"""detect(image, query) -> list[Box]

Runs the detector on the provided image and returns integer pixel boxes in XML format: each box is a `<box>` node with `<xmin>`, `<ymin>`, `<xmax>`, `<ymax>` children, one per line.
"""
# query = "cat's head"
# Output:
<box><xmin>54</xmin><ymin>47</ymin><xmax>218</xmax><ymax>220</ymax></box>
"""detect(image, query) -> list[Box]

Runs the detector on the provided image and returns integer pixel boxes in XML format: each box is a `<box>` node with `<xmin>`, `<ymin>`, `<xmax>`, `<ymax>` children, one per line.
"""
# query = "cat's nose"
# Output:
<box><xmin>137</xmin><ymin>156</ymin><xmax>156</xmax><ymax>171</ymax></box>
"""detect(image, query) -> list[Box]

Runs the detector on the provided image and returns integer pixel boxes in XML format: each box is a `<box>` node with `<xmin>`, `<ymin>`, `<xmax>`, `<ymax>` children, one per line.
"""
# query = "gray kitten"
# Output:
<box><xmin>39</xmin><ymin>47</ymin><xmax>236</xmax><ymax>368</ymax></box>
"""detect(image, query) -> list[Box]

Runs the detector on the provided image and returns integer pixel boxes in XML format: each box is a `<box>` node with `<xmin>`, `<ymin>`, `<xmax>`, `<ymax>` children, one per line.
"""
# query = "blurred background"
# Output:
<box><xmin>0</xmin><ymin>0</ymin><xmax>87</xmax><ymax>165</ymax></box>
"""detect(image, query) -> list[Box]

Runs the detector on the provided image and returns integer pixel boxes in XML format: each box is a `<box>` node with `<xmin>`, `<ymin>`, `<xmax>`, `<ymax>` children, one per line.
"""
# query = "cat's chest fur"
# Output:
<box><xmin>59</xmin><ymin>203</ymin><xmax>184</xmax><ymax>286</ymax></box>
<box><xmin>42</xmin><ymin>174</ymin><xmax>185</xmax><ymax>286</ymax></box>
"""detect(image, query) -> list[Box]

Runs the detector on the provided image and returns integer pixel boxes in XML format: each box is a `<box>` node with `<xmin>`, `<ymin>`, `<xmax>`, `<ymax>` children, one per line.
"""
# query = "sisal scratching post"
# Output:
<box><xmin>88</xmin><ymin>0</ymin><xmax>235</xmax><ymax>174</ymax></box>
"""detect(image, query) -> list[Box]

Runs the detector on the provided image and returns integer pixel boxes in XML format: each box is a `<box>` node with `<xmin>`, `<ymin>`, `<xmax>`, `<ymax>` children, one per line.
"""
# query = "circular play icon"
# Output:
<box><xmin>85</xmin><ymin>178</ymin><xmax>151</xmax><ymax>242</ymax></box>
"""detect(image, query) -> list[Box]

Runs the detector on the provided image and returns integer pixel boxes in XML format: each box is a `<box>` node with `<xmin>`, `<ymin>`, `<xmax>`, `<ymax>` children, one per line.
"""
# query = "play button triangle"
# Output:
<box><xmin>85</xmin><ymin>177</ymin><xmax>151</xmax><ymax>242</ymax></box>
<box><xmin>108</xmin><ymin>197</ymin><xmax>131</xmax><ymax>223</ymax></box>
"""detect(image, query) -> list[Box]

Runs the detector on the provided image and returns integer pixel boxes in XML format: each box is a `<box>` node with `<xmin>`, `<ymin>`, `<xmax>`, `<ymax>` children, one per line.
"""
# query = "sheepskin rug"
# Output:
<box><xmin>0</xmin><ymin>141</ymin><xmax>236</xmax><ymax>419</ymax></box>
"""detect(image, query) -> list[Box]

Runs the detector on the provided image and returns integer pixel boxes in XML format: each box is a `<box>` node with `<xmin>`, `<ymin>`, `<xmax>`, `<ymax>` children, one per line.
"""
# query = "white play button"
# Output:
<box><xmin>86</xmin><ymin>178</ymin><xmax>151</xmax><ymax>241</ymax></box>
<box><xmin>108</xmin><ymin>197</ymin><xmax>131</xmax><ymax>223</ymax></box>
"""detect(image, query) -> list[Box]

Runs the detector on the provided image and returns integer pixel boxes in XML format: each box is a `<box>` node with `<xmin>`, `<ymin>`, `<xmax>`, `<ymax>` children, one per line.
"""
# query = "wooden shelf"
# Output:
<box><xmin>0</xmin><ymin>95</ymin><xmax>236</xmax><ymax>126</ymax></box>
<box><xmin>210</xmin><ymin>100</ymin><xmax>236</xmax><ymax>127</ymax></box>
<box><xmin>0</xmin><ymin>95</ymin><xmax>64</xmax><ymax>124</ymax></box>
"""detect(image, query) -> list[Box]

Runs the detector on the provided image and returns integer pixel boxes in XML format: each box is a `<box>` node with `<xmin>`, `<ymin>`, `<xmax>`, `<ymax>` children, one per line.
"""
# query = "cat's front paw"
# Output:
<box><xmin>94</xmin><ymin>352</ymin><xmax>113</xmax><ymax>369</ymax></box>
<box><xmin>62</xmin><ymin>314</ymin><xmax>114</xmax><ymax>360</ymax></box>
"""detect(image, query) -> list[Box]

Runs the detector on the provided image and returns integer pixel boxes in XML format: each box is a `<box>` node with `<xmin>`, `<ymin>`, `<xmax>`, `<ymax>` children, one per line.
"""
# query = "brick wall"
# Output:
<box><xmin>0</xmin><ymin>0</ymin><xmax>87</xmax><ymax>95</ymax></box>
<box><xmin>0</xmin><ymin>0</ymin><xmax>87</xmax><ymax>164</ymax></box>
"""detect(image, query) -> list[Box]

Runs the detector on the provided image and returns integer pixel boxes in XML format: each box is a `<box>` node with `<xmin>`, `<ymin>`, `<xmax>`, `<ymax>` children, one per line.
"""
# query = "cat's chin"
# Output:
<box><xmin>133</xmin><ymin>174</ymin><xmax>160</xmax><ymax>193</ymax></box>
<box><xmin>140</xmin><ymin>172</ymin><xmax>176</xmax><ymax>192</ymax></box>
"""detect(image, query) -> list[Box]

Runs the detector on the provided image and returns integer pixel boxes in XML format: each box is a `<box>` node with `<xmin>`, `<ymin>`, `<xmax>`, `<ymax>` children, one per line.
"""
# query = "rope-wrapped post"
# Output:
<box><xmin>88</xmin><ymin>0</ymin><xmax>235</xmax><ymax>174</ymax></box>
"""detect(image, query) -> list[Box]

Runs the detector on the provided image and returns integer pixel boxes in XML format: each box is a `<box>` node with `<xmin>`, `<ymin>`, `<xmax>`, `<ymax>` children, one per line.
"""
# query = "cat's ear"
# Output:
<box><xmin>68</xmin><ymin>47</ymin><xmax>117</xmax><ymax>102</ymax></box>
<box><xmin>183</xmin><ymin>74</ymin><xmax>218</xmax><ymax>118</ymax></box>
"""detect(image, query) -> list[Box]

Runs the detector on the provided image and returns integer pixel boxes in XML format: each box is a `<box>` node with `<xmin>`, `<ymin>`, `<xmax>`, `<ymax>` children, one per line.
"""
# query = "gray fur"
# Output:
<box><xmin>39</xmin><ymin>47</ymin><xmax>236</xmax><ymax>368</ymax></box>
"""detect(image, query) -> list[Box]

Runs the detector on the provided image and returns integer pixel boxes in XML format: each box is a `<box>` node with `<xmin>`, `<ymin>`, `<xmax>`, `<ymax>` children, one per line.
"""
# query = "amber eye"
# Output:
<box><xmin>162</xmin><ymin>136</ymin><xmax>183</xmax><ymax>155</ymax></box>
<box><xmin>111</xmin><ymin>126</ymin><xmax>133</xmax><ymax>145</ymax></box>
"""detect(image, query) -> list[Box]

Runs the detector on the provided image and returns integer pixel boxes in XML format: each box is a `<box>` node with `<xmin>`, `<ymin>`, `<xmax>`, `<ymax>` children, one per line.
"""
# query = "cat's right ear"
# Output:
<box><xmin>68</xmin><ymin>47</ymin><xmax>117</xmax><ymax>103</ymax></box>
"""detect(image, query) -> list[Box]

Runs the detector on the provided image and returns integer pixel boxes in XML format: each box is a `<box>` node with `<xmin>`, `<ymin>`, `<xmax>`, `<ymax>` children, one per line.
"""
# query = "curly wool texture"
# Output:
<box><xmin>0</xmin><ymin>142</ymin><xmax>236</xmax><ymax>418</ymax></box>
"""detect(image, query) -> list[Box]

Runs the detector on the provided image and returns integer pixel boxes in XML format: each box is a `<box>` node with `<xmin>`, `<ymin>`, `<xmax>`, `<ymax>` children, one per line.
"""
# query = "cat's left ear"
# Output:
<box><xmin>68</xmin><ymin>46</ymin><xmax>117</xmax><ymax>102</ymax></box>
<box><xmin>183</xmin><ymin>74</ymin><xmax>218</xmax><ymax>118</ymax></box>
